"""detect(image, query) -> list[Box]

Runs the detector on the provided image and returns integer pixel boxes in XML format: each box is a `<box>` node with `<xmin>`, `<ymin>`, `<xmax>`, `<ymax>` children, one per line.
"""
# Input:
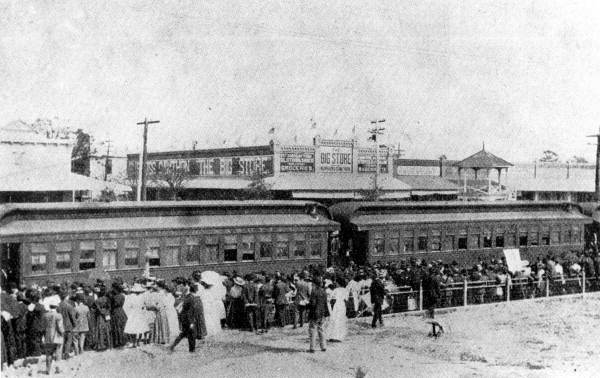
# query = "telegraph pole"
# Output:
<box><xmin>136</xmin><ymin>118</ymin><xmax>160</xmax><ymax>201</ymax></box>
<box><xmin>103</xmin><ymin>140</ymin><xmax>112</xmax><ymax>181</ymax></box>
<box><xmin>587</xmin><ymin>126</ymin><xmax>600</xmax><ymax>201</ymax></box>
<box><xmin>369</xmin><ymin>119</ymin><xmax>386</xmax><ymax>195</ymax></box>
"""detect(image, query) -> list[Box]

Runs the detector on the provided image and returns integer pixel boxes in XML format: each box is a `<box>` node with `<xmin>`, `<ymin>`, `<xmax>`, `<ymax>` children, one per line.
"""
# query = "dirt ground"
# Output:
<box><xmin>3</xmin><ymin>293</ymin><xmax>600</xmax><ymax>378</ymax></box>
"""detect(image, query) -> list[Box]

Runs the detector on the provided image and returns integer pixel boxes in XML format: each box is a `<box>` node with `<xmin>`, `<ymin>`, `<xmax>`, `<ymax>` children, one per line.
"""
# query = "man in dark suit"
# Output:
<box><xmin>370</xmin><ymin>273</ymin><xmax>386</xmax><ymax>328</ymax></box>
<box><xmin>169</xmin><ymin>284</ymin><xmax>200</xmax><ymax>352</ymax></box>
<box><xmin>307</xmin><ymin>275</ymin><xmax>329</xmax><ymax>352</ymax></box>
<box><xmin>57</xmin><ymin>289</ymin><xmax>76</xmax><ymax>359</ymax></box>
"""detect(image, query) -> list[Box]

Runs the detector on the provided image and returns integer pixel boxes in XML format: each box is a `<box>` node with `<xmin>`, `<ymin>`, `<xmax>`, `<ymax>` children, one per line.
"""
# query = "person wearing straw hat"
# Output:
<box><xmin>41</xmin><ymin>295</ymin><xmax>64</xmax><ymax>375</ymax></box>
<box><xmin>124</xmin><ymin>283</ymin><xmax>149</xmax><ymax>348</ymax></box>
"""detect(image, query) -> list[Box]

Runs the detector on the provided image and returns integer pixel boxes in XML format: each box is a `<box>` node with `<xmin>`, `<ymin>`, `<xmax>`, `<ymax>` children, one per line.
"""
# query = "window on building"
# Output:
<box><xmin>163</xmin><ymin>238</ymin><xmax>180</xmax><ymax>266</ymax></box>
<box><xmin>483</xmin><ymin>230</ymin><xmax>492</xmax><ymax>248</ymax></box>
<box><xmin>495</xmin><ymin>228</ymin><xmax>505</xmax><ymax>248</ymax></box>
<box><xmin>241</xmin><ymin>235</ymin><xmax>255</xmax><ymax>261</ymax></box>
<box><xmin>293</xmin><ymin>233</ymin><xmax>306</xmax><ymax>258</ymax></box>
<box><xmin>551</xmin><ymin>228</ymin><xmax>560</xmax><ymax>245</ymax></box>
<box><xmin>30</xmin><ymin>243</ymin><xmax>48</xmax><ymax>273</ymax></box>
<box><xmin>373</xmin><ymin>232</ymin><xmax>385</xmax><ymax>255</ymax></box>
<box><xmin>443</xmin><ymin>232</ymin><xmax>455</xmax><ymax>251</ymax></box>
<box><xmin>101</xmin><ymin>240</ymin><xmax>117</xmax><ymax>270</ymax></box>
<box><xmin>541</xmin><ymin>227</ymin><xmax>550</xmax><ymax>246</ymax></box>
<box><xmin>431</xmin><ymin>230</ymin><xmax>441</xmax><ymax>251</ymax></box>
<box><xmin>146</xmin><ymin>239</ymin><xmax>161</xmax><ymax>266</ymax></box>
<box><xmin>309</xmin><ymin>233</ymin><xmax>322</xmax><ymax>257</ymax></box>
<box><xmin>403</xmin><ymin>230</ymin><xmax>414</xmax><ymax>252</ymax></box>
<box><xmin>223</xmin><ymin>235</ymin><xmax>238</xmax><ymax>262</ymax></box>
<box><xmin>124</xmin><ymin>240</ymin><xmax>140</xmax><ymax>267</ymax></box>
<box><xmin>529</xmin><ymin>229</ymin><xmax>539</xmax><ymax>246</ymax></box>
<box><xmin>458</xmin><ymin>230</ymin><xmax>468</xmax><ymax>250</ymax></box>
<box><xmin>275</xmin><ymin>234</ymin><xmax>289</xmax><ymax>259</ymax></box>
<box><xmin>519</xmin><ymin>228</ymin><xmax>528</xmax><ymax>247</ymax></box>
<box><xmin>258</xmin><ymin>235</ymin><xmax>273</xmax><ymax>259</ymax></box>
<box><xmin>205</xmin><ymin>236</ymin><xmax>220</xmax><ymax>262</ymax></box>
<box><xmin>79</xmin><ymin>241</ymin><xmax>96</xmax><ymax>271</ymax></box>
<box><xmin>417</xmin><ymin>231</ymin><xmax>428</xmax><ymax>251</ymax></box>
<box><xmin>54</xmin><ymin>242</ymin><xmax>71</xmax><ymax>272</ymax></box>
<box><xmin>185</xmin><ymin>237</ymin><xmax>200</xmax><ymax>264</ymax></box>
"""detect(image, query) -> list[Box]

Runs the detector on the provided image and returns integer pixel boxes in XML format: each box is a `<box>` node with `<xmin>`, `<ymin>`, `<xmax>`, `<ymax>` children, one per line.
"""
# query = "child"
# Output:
<box><xmin>42</xmin><ymin>296</ymin><xmax>64</xmax><ymax>375</ymax></box>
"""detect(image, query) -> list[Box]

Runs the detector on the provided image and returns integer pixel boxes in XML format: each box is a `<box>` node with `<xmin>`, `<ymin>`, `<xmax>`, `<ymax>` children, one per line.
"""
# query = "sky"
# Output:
<box><xmin>2</xmin><ymin>0</ymin><xmax>600</xmax><ymax>162</ymax></box>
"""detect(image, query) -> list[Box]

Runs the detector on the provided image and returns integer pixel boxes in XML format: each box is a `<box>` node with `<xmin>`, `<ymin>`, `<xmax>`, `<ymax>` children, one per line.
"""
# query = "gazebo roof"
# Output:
<box><xmin>455</xmin><ymin>146</ymin><xmax>513</xmax><ymax>169</ymax></box>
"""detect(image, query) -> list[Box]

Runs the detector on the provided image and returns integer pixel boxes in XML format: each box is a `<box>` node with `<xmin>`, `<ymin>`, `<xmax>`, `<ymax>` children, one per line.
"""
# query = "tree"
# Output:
<box><xmin>539</xmin><ymin>150</ymin><xmax>559</xmax><ymax>163</ymax></box>
<box><xmin>71</xmin><ymin>129</ymin><xmax>95</xmax><ymax>176</ymax></box>
<box><xmin>357</xmin><ymin>175</ymin><xmax>383</xmax><ymax>201</ymax></box>
<box><xmin>241</xmin><ymin>171</ymin><xmax>273</xmax><ymax>200</ymax></box>
<box><xmin>568</xmin><ymin>156</ymin><xmax>588</xmax><ymax>164</ymax></box>
<box><xmin>148</xmin><ymin>165</ymin><xmax>192</xmax><ymax>200</ymax></box>
<box><xmin>95</xmin><ymin>188</ymin><xmax>117</xmax><ymax>202</ymax></box>
<box><xmin>31</xmin><ymin>118</ymin><xmax>72</xmax><ymax>140</ymax></box>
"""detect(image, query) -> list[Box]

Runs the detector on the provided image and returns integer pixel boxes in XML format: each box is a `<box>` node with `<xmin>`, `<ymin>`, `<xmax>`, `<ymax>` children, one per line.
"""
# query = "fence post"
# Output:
<box><xmin>506</xmin><ymin>275</ymin><xmax>511</xmax><ymax>303</ymax></box>
<box><xmin>545</xmin><ymin>277</ymin><xmax>550</xmax><ymax>297</ymax></box>
<box><xmin>582</xmin><ymin>270</ymin><xmax>586</xmax><ymax>295</ymax></box>
<box><xmin>419</xmin><ymin>282</ymin><xmax>423</xmax><ymax>311</ymax></box>
<box><xmin>463</xmin><ymin>279</ymin><xmax>468</xmax><ymax>307</ymax></box>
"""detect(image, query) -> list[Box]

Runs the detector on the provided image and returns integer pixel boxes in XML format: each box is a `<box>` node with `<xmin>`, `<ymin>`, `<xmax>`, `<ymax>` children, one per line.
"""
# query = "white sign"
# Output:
<box><xmin>319</xmin><ymin>145</ymin><xmax>353</xmax><ymax>173</ymax></box>
<box><xmin>503</xmin><ymin>248</ymin><xmax>522</xmax><ymax>273</ymax></box>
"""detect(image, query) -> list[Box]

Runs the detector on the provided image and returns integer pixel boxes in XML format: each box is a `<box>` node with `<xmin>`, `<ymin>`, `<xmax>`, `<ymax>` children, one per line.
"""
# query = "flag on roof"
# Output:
<box><xmin>268</xmin><ymin>127</ymin><xmax>275</xmax><ymax>134</ymax></box>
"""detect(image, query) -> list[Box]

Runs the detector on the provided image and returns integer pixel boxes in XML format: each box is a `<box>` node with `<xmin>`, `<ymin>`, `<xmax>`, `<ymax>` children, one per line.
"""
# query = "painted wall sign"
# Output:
<box><xmin>319</xmin><ymin>145</ymin><xmax>353</xmax><ymax>173</ymax></box>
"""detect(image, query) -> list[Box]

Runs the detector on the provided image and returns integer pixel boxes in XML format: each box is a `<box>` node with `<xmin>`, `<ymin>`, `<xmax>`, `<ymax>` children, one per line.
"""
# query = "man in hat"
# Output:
<box><xmin>370</xmin><ymin>272</ymin><xmax>386</xmax><ymax>328</ymax></box>
<box><xmin>273</xmin><ymin>274</ymin><xmax>290</xmax><ymax>327</ymax></box>
<box><xmin>170</xmin><ymin>283</ymin><xmax>203</xmax><ymax>352</ymax></box>
<box><xmin>242</xmin><ymin>275</ymin><xmax>260</xmax><ymax>333</ymax></box>
<box><xmin>307</xmin><ymin>275</ymin><xmax>329</xmax><ymax>353</ymax></box>
<box><xmin>293</xmin><ymin>272</ymin><xmax>312</xmax><ymax>328</ymax></box>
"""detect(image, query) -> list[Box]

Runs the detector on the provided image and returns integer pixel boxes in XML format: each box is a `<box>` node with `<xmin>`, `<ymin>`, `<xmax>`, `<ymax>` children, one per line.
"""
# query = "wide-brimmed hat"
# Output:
<box><xmin>233</xmin><ymin>277</ymin><xmax>245</xmax><ymax>286</ymax></box>
<box><xmin>130</xmin><ymin>283</ymin><xmax>146</xmax><ymax>293</ymax></box>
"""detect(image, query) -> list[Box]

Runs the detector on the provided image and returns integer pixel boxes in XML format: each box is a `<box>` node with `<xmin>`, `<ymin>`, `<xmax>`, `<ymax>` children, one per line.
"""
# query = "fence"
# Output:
<box><xmin>354</xmin><ymin>272</ymin><xmax>600</xmax><ymax>317</ymax></box>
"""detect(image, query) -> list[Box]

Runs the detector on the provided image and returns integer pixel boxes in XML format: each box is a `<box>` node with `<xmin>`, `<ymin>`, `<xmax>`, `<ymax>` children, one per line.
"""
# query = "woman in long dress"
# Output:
<box><xmin>198</xmin><ymin>281</ymin><xmax>222</xmax><ymax>336</ymax></box>
<box><xmin>326</xmin><ymin>278</ymin><xmax>349</xmax><ymax>342</ymax></box>
<box><xmin>161</xmin><ymin>286</ymin><xmax>180</xmax><ymax>343</ymax></box>
<box><xmin>123</xmin><ymin>284</ymin><xmax>149</xmax><ymax>347</ymax></box>
<box><xmin>109</xmin><ymin>283</ymin><xmax>128</xmax><ymax>348</ymax></box>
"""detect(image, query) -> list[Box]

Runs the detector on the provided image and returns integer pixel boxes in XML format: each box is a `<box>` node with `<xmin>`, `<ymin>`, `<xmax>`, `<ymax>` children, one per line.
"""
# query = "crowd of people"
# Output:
<box><xmin>2</xmin><ymin>247</ymin><xmax>599</xmax><ymax>374</ymax></box>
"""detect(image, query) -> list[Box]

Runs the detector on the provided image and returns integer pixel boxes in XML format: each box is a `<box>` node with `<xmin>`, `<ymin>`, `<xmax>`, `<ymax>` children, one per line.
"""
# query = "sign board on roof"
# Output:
<box><xmin>279</xmin><ymin>145</ymin><xmax>315</xmax><ymax>173</ymax></box>
<box><xmin>318</xmin><ymin>140</ymin><xmax>353</xmax><ymax>173</ymax></box>
<box><xmin>357</xmin><ymin>148</ymin><xmax>388</xmax><ymax>173</ymax></box>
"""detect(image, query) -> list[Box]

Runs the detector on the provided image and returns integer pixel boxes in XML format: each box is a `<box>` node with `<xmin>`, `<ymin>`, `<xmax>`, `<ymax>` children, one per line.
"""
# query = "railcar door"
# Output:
<box><xmin>1</xmin><ymin>243</ymin><xmax>21</xmax><ymax>289</ymax></box>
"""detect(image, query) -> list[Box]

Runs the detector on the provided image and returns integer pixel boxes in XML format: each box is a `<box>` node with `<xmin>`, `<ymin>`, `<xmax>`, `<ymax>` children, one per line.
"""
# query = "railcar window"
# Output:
<box><xmin>529</xmin><ymin>229</ymin><xmax>539</xmax><ymax>246</ymax></box>
<box><xmin>417</xmin><ymin>231</ymin><xmax>427</xmax><ymax>252</ymax></box>
<box><xmin>293</xmin><ymin>234</ymin><xmax>306</xmax><ymax>258</ymax></box>
<box><xmin>495</xmin><ymin>229</ymin><xmax>505</xmax><ymax>248</ymax></box>
<box><xmin>102</xmin><ymin>240</ymin><xmax>117</xmax><ymax>270</ymax></box>
<box><xmin>506</xmin><ymin>230</ymin><xmax>516</xmax><ymax>247</ymax></box>
<box><xmin>30</xmin><ymin>243</ymin><xmax>48</xmax><ymax>273</ymax></box>
<box><xmin>573</xmin><ymin>226</ymin><xmax>581</xmax><ymax>243</ymax></box>
<box><xmin>430</xmin><ymin>230</ymin><xmax>441</xmax><ymax>251</ymax></box>
<box><xmin>164</xmin><ymin>238</ymin><xmax>180</xmax><ymax>266</ymax></box>
<box><xmin>55</xmin><ymin>242</ymin><xmax>72</xmax><ymax>272</ymax></box>
<box><xmin>185</xmin><ymin>238</ymin><xmax>200</xmax><ymax>264</ymax></box>
<box><xmin>551</xmin><ymin>228</ymin><xmax>560</xmax><ymax>244</ymax></box>
<box><xmin>372</xmin><ymin>232</ymin><xmax>385</xmax><ymax>255</ymax></box>
<box><xmin>205</xmin><ymin>236</ymin><xmax>220</xmax><ymax>262</ymax></box>
<box><xmin>223</xmin><ymin>235</ymin><xmax>238</xmax><ymax>262</ymax></box>
<box><xmin>309</xmin><ymin>233</ymin><xmax>322</xmax><ymax>257</ymax></box>
<box><xmin>146</xmin><ymin>239</ymin><xmax>161</xmax><ymax>266</ymax></box>
<box><xmin>469</xmin><ymin>231</ymin><xmax>480</xmax><ymax>249</ymax></box>
<box><xmin>389</xmin><ymin>235</ymin><xmax>400</xmax><ymax>254</ymax></box>
<box><xmin>79</xmin><ymin>241</ymin><xmax>96</xmax><ymax>271</ymax></box>
<box><xmin>443</xmin><ymin>232</ymin><xmax>455</xmax><ymax>251</ymax></box>
<box><xmin>124</xmin><ymin>240</ymin><xmax>140</xmax><ymax>267</ymax></box>
<box><xmin>563</xmin><ymin>228</ymin><xmax>572</xmax><ymax>244</ymax></box>
<box><xmin>403</xmin><ymin>230</ymin><xmax>414</xmax><ymax>253</ymax></box>
<box><xmin>258</xmin><ymin>235</ymin><xmax>273</xmax><ymax>259</ymax></box>
<box><xmin>241</xmin><ymin>235</ymin><xmax>255</xmax><ymax>261</ymax></box>
<box><xmin>275</xmin><ymin>234</ymin><xmax>289</xmax><ymax>259</ymax></box>
<box><xmin>519</xmin><ymin>229</ymin><xmax>528</xmax><ymax>247</ymax></box>
<box><xmin>541</xmin><ymin>227</ymin><xmax>550</xmax><ymax>246</ymax></box>
<box><xmin>483</xmin><ymin>230</ymin><xmax>492</xmax><ymax>248</ymax></box>
<box><xmin>458</xmin><ymin>230</ymin><xmax>468</xmax><ymax>250</ymax></box>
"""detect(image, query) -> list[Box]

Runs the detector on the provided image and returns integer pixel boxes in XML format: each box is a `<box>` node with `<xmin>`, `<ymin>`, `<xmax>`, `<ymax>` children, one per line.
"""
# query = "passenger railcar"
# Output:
<box><xmin>0</xmin><ymin>201</ymin><xmax>340</xmax><ymax>287</ymax></box>
<box><xmin>329</xmin><ymin>201</ymin><xmax>591</xmax><ymax>266</ymax></box>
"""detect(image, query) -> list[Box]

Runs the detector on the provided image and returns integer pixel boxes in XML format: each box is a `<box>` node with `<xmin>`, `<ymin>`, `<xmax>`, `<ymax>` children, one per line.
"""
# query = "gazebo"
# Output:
<box><xmin>455</xmin><ymin>144</ymin><xmax>513</xmax><ymax>197</ymax></box>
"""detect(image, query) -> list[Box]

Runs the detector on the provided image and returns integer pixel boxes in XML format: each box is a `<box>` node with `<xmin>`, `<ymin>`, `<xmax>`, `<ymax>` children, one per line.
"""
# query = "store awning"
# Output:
<box><xmin>0</xmin><ymin>213</ymin><xmax>339</xmax><ymax>237</ymax></box>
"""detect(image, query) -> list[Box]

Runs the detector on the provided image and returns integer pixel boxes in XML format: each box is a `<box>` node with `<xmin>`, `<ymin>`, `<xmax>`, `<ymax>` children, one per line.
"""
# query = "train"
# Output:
<box><xmin>0</xmin><ymin>200</ymin><xmax>592</xmax><ymax>287</ymax></box>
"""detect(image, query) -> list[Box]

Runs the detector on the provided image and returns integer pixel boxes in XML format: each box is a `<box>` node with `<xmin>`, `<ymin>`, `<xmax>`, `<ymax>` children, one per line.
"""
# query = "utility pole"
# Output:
<box><xmin>587</xmin><ymin>126</ymin><xmax>600</xmax><ymax>201</ymax></box>
<box><xmin>369</xmin><ymin>119</ymin><xmax>386</xmax><ymax>197</ymax></box>
<box><xmin>103</xmin><ymin>140</ymin><xmax>112</xmax><ymax>181</ymax></box>
<box><xmin>136</xmin><ymin>118</ymin><xmax>160</xmax><ymax>201</ymax></box>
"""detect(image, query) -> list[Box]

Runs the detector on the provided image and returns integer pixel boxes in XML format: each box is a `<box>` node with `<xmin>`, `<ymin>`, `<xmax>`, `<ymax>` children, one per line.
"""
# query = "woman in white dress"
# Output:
<box><xmin>162</xmin><ymin>287</ymin><xmax>180</xmax><ymax>343</ymax></box>
<box><xmin>198</xmin><ymin>281</ymin><xmax>222</xmax><ymax>336</ymax></box>
<box><xmin>123</xmin><ymin>284</ymin><xmax>149</xmax><ymax>347</ymax></box>
<box><xmin>326</xmin><ymin>278</ymin><xmax>349</xmax><ymax>342</ymax></box>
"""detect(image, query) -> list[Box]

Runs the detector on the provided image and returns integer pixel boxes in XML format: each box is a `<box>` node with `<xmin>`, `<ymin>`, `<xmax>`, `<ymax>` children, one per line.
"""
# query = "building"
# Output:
<box><xmin>127</xmin><ymin>137</ymin><xmax>459</xmax><ymax>203</ymax></box>
<box><xmin>0</xmin><ymin>121</ymin><xmax>130</xmax><ymax>203</ymax></box>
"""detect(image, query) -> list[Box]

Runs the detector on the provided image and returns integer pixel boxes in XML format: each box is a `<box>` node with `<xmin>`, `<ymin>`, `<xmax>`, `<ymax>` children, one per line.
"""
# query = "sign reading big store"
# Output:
<box><xmin>318</xmin><ymin>139</ymin><xmax>353</xmax><ymax>173</ymax></box>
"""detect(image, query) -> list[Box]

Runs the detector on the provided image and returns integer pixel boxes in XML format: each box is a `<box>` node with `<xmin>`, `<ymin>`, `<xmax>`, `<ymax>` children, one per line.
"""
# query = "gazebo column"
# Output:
<box><xmin>487</xmin><ymin>168</ymin><xmax>492</xmax><ymax>194</ymax></box>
